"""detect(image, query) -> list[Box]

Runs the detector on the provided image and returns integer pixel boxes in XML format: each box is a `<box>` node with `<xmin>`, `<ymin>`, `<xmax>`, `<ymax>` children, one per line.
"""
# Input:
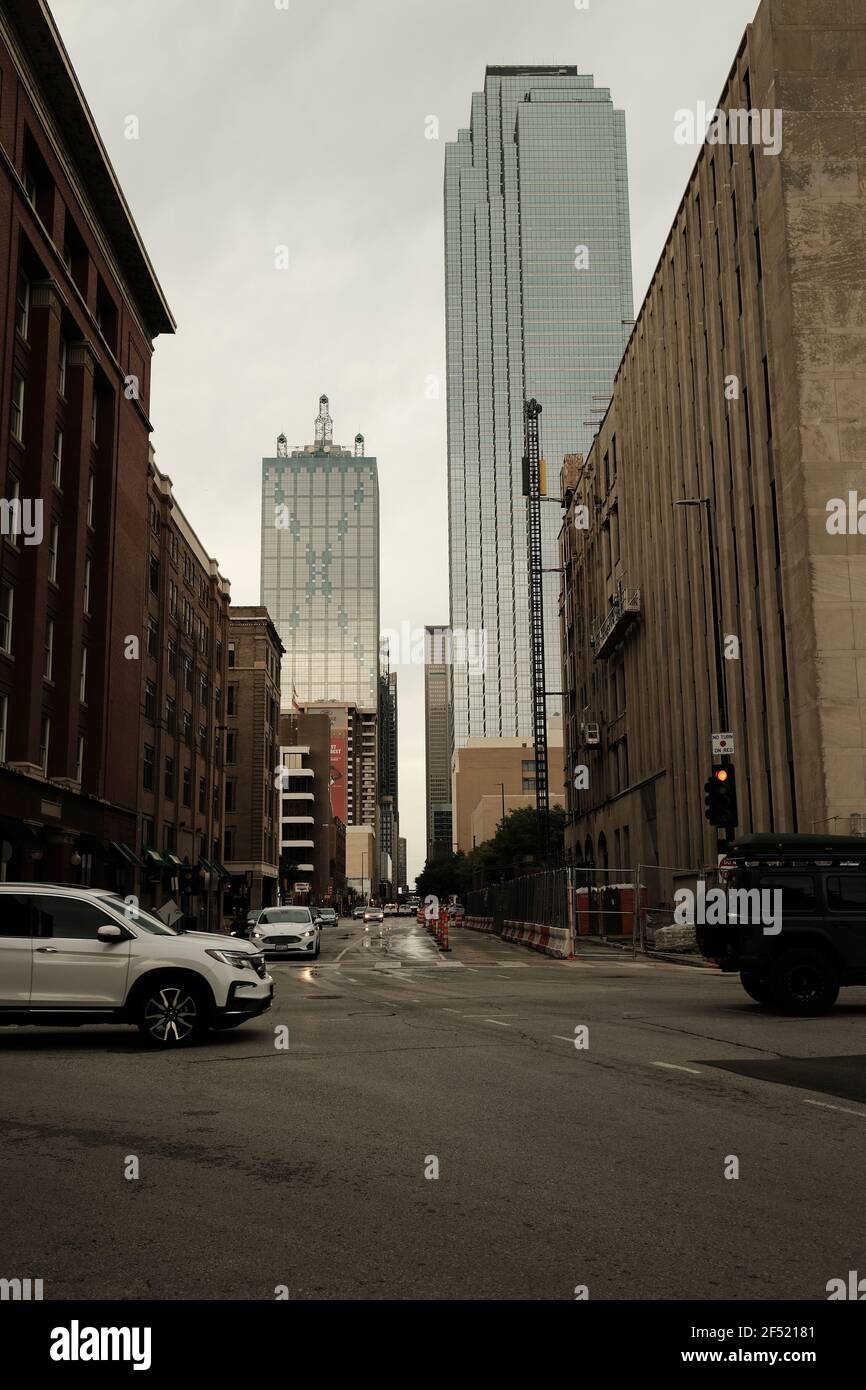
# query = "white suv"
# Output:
<box><xmin>0</xmin><ymin>884</ymin><xmax>274</xmax><ymax>1048</ymax></box>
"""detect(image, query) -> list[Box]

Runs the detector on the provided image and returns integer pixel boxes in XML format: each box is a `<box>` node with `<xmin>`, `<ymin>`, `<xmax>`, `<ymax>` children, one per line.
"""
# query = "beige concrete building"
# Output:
<box><xmin>346</xmin><ymin>823</ymin><xmax>376</xmax><ymax>902</ymax></box>
<box><xmin>452</xmin><ymin>721</ymin><xmax>565</xmax><ymax>854</ymax></box>
<box><xmin>559</xmin><ymin>0</ymin><xmax>866</xmax><ymax>907</ymax></box>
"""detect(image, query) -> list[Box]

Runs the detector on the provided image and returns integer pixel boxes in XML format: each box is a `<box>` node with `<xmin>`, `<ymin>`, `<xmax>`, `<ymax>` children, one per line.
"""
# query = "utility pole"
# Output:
<box><xmin>524</xmin><ymin>398</ymin><xmax>549</xmax><ymax>859</ymax></box>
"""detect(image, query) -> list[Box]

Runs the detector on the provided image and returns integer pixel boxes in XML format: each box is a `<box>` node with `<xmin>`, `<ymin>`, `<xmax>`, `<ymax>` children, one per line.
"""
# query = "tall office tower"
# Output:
<box><xmin>424</xmin><ymin>626</ymin><xmax>453</xmax><ymax>860</ymax></box>
<box><xmin>377</xmin><ymin>650</ymin><xmax>398</xmax><ymax>887</ymax></box>
<box><xmin>261</xmin><ymin>395</ymin><xmax>380</xmax><ymax>714</ymax></box>
<box><xmin>445</xmin><ymin>67</ymin><xmax>634</xmax><ymax>750</ymax></box>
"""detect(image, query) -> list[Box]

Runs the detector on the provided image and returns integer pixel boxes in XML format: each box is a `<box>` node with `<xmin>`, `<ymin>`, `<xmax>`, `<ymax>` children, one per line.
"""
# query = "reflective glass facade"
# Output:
<box><xmin>260</xmin><ymin>432</ymin><xmax>379</xmax><ymax>713</ymax></box>
<box><xmin>445</xmin><ymin>66</ymin><xmax>633</xmax><ymax>749</ymax></box>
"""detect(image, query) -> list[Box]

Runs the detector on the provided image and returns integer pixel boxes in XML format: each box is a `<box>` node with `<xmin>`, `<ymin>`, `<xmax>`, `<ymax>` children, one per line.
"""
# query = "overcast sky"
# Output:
<box><xmin>52</xmin><ymin>0</ymin><xmax>761</xmax><ymax>882</ymax></box>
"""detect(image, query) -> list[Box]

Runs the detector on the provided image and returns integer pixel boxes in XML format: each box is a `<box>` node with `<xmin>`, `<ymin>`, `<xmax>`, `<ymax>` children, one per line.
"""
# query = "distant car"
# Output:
<box><xmin>383</xmin><ymin>903</ymin><xmax>397</xmax><ymax>916</ymax></box>
<box><xmin>316</xmin><ymin>907</ymin><xmax>337</xmax><ymax>926</ymax></box>
<box><xmin>363</xmin><ymin>908</ymin><xmax>385</xmax><ymax>925</ymax></box>
<box><xmin>352</xmin><ymin>905</ymin><xmax>367</xmax><ymax>920</ymax></box>
<box><xmin>246</xmin><ymin>909</ymin><xmax>262</xmax><ymax>926</ymax></box>
<box><xmin>449</xmin><ymin>903</ymin><xmax>465</xmax><ymax>922</ymax></box>
<box><xmin>252</xmin><ymin>906</ymin><xmax>320</xmax><ymax>959</ymax></box>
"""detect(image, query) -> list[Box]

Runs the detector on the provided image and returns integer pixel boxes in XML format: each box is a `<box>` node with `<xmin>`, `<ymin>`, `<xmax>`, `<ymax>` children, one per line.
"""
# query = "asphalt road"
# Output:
<box><xmin>2</xmin><ymin>918</ymin><xmax>866</xmax><ymax>1301</ymax></box>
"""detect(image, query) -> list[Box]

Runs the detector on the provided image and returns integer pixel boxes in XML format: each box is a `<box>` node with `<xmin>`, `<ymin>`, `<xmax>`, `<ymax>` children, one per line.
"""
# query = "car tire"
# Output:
<box><xmin>135</xmin><ymin>975</ymin><xmax>210</xmax><ymax>1047</ymax></box>
<box><xmin>739</xmin><ymin>971</ymin><xmax>772</xmax><ymax>1005</ymax></box>
<box><xmin>769</xmin><ymin>949</ymin><xmax>839</xmax><ymax>1016</ymax></box>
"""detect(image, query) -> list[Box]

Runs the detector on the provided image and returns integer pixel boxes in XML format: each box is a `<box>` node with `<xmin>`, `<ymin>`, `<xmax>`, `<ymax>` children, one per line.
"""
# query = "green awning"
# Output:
<box><xmin>109</xmin><ymin>840</ymin><xmax>143</xmax><ymax>868</ymax></box>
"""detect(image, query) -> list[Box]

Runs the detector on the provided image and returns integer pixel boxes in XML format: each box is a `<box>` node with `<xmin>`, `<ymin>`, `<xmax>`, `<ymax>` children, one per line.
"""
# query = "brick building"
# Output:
<box><xmin>278</xmin><ymin>707</ymin><xmax>346</xmax><ymax>906</ymax></box>
<box><xmin>0</xmin><ymin>0</ymin><xmax>174</xmax><ymax>887</ymax></box>
<box><xmin>138</xmin><ymin>450</ymin><xmax>231</xmax><ymax>928</ymax></box>
<box><xmin>223</xmin><ymin>606</ymin><xmax>283</xmax><ymax>914</ymax></box>
<box><xmin>559</xmin><ymin>0</ymin><xmax>866</xmax><ymax>906</ymax></box>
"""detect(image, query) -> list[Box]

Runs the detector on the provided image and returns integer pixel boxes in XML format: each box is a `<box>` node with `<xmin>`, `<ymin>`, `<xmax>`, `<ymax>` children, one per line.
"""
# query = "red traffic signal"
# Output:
<box><xmin>704</xmin><ymin>764</ymin><xmax>738</xmax><ymax>828</ymax></box>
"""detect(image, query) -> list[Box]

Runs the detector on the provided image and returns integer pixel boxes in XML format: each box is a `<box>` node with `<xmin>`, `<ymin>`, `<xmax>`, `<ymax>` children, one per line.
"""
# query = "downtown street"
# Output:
<box><xmin>3</xmin><ymin>915</ymin><xmax>865</xmax><ymax>1303</ymax></box>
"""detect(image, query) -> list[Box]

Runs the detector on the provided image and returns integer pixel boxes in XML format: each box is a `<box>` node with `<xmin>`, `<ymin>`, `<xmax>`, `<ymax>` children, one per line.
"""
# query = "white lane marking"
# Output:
<box><xmin>803</xmin><ymin>1099</ymin><xmax>866</xmax><ymax>1120</ymax></box>
<box><xmin>461</xmin><ymin>1013</ymin><xmax>523</xmax><ymax>1018</ymax></box>
<box><xmin>484</xmin><ymin>1019</ymin><xmax>511</xmax><ymax>1027</ymax></box>
<box><xmin>553</xmin><ymin>1035</ymin><xmax>576</xmax><ymax>1043</ymax></box>
<box><xmin>651</xmin><ymin>1062</ymin><xmax>703</xmax><ymax>1075</ymax></box>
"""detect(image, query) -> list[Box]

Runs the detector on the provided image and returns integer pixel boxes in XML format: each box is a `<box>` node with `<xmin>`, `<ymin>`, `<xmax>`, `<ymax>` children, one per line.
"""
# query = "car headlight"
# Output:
<box><xmin>206</xmin><ymin>949</ymin><xmax>258</xmax><ymax>970</ymax></box>
<box><xmin>301</xmin><ymin>928</ymin><xmax>316</xmax><ymax>938</ymax></box>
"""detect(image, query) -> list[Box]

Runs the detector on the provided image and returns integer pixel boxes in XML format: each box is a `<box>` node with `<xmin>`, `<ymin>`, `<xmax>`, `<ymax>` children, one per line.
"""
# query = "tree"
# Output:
<box><xmin>414</xmin><ymin>806</ymin><xmax>567</xmax><ymax>899</ymax></box>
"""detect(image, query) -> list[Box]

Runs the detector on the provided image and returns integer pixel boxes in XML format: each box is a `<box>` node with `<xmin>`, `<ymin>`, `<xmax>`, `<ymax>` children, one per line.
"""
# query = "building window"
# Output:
<box><xmin>141</xmin><ymin>815</ymin><xmax>155</xmax><ymax>849</ymax></box>
<box><xmin>182</xmin><ymin>765</ymin><xmax>191</xmax><ymax>807</ymax></box>
<box><xmin>168</xmin><ymin>638</ymin><xmax>177</xmax><ymax>677</ymax></box>
<box><xmin>48</xmin><ymin>521</ymin><xmax>59</xmax><ymax>582</ymax></box>
<box><xmin>199</xmin><ymin>723</ymin><xmax>207</xmax><ymax>755</ymax></box>
<box><xmin>0</xmin><ymin>692</ymin><xmax>7</xmax><ymax>762</ymax></box>
<box><xmin>11</xmin><ymin>373</ymin><xmax>25</xmax><ymax>441</ymax></box>
<box><xmin>164</xmin><ymin>823</ymin><xmax>176</xmax><ymax>856</ymax></box>
<box><xmin>39</xmin><ymin>715</ymin><xmax>50</xmax><ymax>776</ymax></box>
<box><xmin>58</xmin><ymin>337</ymin><xmax>67</xmax><ymax>397</ymax></box>
<box><xmin>165</xmin><ymin>695</ymin><xmax>176</xmax><ymax>734</ymax></box>
<box><xmin>86</xmin><ymin>472</ymin><xmax>94</xmax><ymax>527</ymax></box>
<box><xmin>0</xmin><ymin>583</ymin><xmax>13</xmax><ymax>653</ymax></box>
<box><xmin>212</xmin><ymin>785</ymin><xmax>219</xmax><ymax>820</ymax></box>
<box><xmin>52</xmin><ymin>428</ymin><xmax>63</xmax><ymax>488</ymax></box>
<box><xmin>43</xmin><ymin>619</ymin><xmax>53</xmax><ymax>680</ymax></box>
<box><xmin>182</xmin><ymin>710</ymin><xmax>192</xmax><ymax>747</ymax></box>
<box><xmin>147</xmin><ymin>616</ymin><xmax>159</xmax><ymax>659</ymax></box>
<box><xmin>149</xmin><ymin>552</ymin><xmax>160</xmax><ymax>597</ymax></box>
<box><xmin>198</xmin><ymin>776</ymin><xmax>206</xmax><ymax>813</ymax></box>
<box><xmin>226</xmin><ymin>730</ymin><xmax>237</xmax><ymax>763</ymax></box>
<box><xmin>15</xmin><ymin>270</ymin><xmax>30</xmax><ymax>339</ymax></box>
<box><xmin>225</xmin><ymin>779</ymin><xmax>236</xmax><ymax>812</ymax></box>
<box><xmin>76</xmin><ymin>734</ymin><xmax>84</xmax><ymax>784</ymax></box>
<box><xmin>184</xmin><ymin>655</ymin><xmax>193</xmax><ymax>694</ymax></box>
<box><xmin>90</xmin><ymin>393</ymin><xmax>98</xmax><ymax>443</ymax></box>
<box><xmin>83</xmin><ymin>558</ymin><xmax>91</xmax><ymax>614</ymax></box>
<box><xmin>227</xmin><ymin>685</ymin><xmax>237</xmax><ymax>716</ymax></box>
<box><xmin>79</xmin><ymin>646</ymin><xmax>87</xmax><ymax>704</ymax></box>
<box><xmin>145</xmin><ymin>679</ymin><xmax>156</xmax><ymax>722</ymax></box>
<box><xmin>224</xmin><ymin>827</ymin><xmax>235</xmax><ymax>859</ymax></box>
<box><xmin>169</xmin><ymin>580</ymin><xmax>177</xmax><ymax>619</ymax></box>
<box><xmin>199</xmin><ymin>672</ymin><xmax>208</xmax><ymax>705</ymax></box>
<box><xmin>4</xmin><ymin>477</ymin><xmax>20</xmax><ymax>549</ymax></box>
<box><xmin>164</xmin><ymin>756</ymin><xmax>175</xmax><ymax>799</ymax></box>
<box><xmin>23</xmin><ymin>165</ymin><xmax>36</xmax><ymax>204</ymax></box>
<box><xmin>228</xmin><ymin>642</ymin><xmax>236</xmax><ymax>669</ymax></box>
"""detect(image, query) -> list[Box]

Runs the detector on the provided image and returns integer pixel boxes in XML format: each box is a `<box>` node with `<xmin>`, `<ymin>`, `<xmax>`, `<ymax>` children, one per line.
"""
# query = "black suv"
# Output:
<box><xmin>695</xmin><ymin>833</ymin><xmax>866</xmax><ymax>1014</ymax></box>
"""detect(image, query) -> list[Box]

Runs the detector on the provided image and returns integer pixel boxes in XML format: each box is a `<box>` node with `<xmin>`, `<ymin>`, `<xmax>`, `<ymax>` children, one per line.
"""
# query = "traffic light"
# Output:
<box><xmin>704</xmin><ymin>764</ymin><xmax>738</xmax><ymax>828</ymax></box>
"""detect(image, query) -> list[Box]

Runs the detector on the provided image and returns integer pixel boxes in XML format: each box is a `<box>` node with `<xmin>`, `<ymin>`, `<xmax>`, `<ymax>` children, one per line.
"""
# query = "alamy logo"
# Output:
<box><xmin>0</xmin><ymin>496</ymin><xmax>42</xmax><ymax>544</ymax></box>
<box><xmin>673</xmin><ymin>102</ymin><xmax>782</xmax><ymax>156</ymax></box>
<box><xmin>0</xmin><ymin>1276</ymin><xmax>42</xmax><ymax>1300</ymax></box>
<box><xmin>49</xmin><ymin>1321</ymin><xmax>152</xmax><ymax>1371</ymax></box>
<box><xmin>674</xmin><ymin>883</ymin><xmax>782</xmax><ymax>936</ymax></box>
<box><xmin>827</xmin><ymin>1271</ymin><xmax>866</xmax><ymax>1300</ymax></box>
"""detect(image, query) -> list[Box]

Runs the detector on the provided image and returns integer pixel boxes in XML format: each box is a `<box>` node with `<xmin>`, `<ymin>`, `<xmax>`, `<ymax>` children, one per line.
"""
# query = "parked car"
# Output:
<box><xmin>695</xmin><ymin>833</ymin><xmax>866</xmax><ymax>1014</ymax></box>
<box><xmin>363</xmin><ymin>907</ymin><xmax>385</xmax><ymax>925</ymax></box>
<box><xmin>316</xmin><ymin>907</ymin><xmax>338</xmax><ymax>926</ymax></box>
<box><xmin>0</xmin><ymin>884</ymin><xmax>273</xmax><ymax>1047</ymax></box>
<box><xmin>251</xmin><ymin>906</ymin><xmax>321</xmax><ymax>959</ymax></box>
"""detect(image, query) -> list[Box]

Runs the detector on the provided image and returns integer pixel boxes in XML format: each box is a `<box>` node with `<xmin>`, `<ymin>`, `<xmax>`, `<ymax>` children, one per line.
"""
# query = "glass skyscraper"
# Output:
<box><xmin>445</xmin><ymin>66</ymin><xmax>634</xmax><ymax>748</ymax></box>
<box><xmin>260</xmin><ymin>395</ymin><xmax>380</xmax><ymax>713</ymax></box>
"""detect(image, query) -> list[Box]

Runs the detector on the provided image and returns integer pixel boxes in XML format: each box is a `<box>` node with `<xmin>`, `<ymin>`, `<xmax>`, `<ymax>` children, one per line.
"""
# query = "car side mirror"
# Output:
<box><xmin>97</xmin><ymin>923</ymin><xmax>125</xmax><ymax>943</ymax></box>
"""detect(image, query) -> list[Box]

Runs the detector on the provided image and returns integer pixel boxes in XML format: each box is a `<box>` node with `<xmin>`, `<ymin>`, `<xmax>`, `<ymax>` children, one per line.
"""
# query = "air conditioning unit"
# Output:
<box><xmin>581</xmin><ymin>722</ymin><xmax>601</xmax><ymax>747</ymax></box>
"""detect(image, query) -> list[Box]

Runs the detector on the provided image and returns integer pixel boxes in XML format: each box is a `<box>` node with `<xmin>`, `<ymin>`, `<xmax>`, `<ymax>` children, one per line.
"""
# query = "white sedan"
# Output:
<box><xmin>251</xmin><ymin>906</ymin><xmax>321</xmax><ymax>960</ymax></box>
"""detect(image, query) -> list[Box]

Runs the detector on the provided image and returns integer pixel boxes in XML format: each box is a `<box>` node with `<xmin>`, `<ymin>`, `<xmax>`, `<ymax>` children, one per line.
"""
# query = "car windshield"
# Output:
<box><xmin>259</xmin><ymin>908</ymin><xmax>311</xmax><ymax>924</ymax></box>
<box><xmin>98</xmin><ymin>895</ymin><xmax>179</xmax><ymax>936</ymax></box>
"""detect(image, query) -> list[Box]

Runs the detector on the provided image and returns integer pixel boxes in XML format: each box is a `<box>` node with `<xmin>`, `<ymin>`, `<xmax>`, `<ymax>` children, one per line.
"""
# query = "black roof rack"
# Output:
<box><xmin>727</xmin><ymin>833</ymin><xmax>866</xmax><ymax>862</ymax></box>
